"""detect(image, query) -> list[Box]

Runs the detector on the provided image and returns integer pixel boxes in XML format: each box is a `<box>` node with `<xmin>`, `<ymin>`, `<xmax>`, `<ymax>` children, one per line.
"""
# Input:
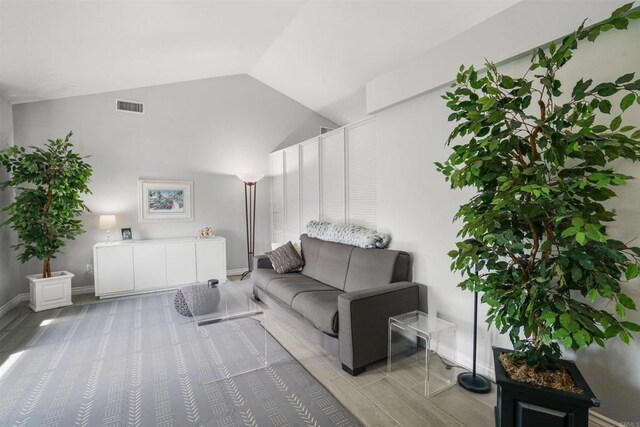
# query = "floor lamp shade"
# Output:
<box><xmin>237</xmin><ymin>174</ymin><xmax>263</xmax><ymax>279</ymax></box>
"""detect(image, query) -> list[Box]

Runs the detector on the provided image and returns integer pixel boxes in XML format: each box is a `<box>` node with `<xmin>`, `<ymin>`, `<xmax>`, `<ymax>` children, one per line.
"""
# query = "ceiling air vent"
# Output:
<box><xmin>116</xmin><ymin>99</ymin><xmax>144</xmax><ymax>114</ymax></box>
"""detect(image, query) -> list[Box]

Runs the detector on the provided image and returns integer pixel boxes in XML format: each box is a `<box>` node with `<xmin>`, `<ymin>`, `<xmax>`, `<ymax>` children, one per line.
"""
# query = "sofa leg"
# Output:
<box><xmin>342</xmin><ymin>364</ymin><xmax>366</xmax><ymax>376</ymax></box>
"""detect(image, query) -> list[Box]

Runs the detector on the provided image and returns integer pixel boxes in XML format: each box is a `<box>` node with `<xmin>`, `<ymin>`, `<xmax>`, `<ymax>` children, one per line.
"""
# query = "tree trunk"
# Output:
<box><xmin>43</xmin><ymin>257</ymin><xmax>51</xmax><ymax>278</ymax></box>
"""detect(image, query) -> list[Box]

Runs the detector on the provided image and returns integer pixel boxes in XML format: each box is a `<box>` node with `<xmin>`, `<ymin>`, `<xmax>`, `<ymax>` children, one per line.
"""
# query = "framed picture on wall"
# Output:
<box><xmin>138</xmin><ymin>179</ymin><xmax>194</xmax><ymax>222</ymax></box>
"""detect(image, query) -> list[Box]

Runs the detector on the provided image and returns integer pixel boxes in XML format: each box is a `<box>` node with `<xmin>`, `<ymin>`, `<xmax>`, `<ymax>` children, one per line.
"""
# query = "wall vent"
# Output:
<box><xmin>116</xmin><ymin>99</ymin><xmax>144</xmax><ymax>114</ymax></box>
<box><xmin>320</xmin><ymin>127</ymin><xmax>335</xmax><ymax>135</ymax></box>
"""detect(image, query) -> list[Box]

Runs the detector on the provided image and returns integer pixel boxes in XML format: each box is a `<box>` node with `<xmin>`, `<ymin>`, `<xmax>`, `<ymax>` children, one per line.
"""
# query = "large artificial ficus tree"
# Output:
<box><xmin>0</xmin><ymin>132</ymin><xmax>92</xmax><ymax>278</ymax></box>
<box><xmin>436</xmin><ymin>3</ymin><xmax>640</xmax><ymax>368</ymax></box>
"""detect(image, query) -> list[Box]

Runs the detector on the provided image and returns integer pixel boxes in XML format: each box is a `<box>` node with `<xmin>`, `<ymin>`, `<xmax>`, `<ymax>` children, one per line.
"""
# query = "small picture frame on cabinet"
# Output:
<box><xmin>121</xmin><ymin>228</ymin><xmax>133</xmax><ymax>240</ymax></box>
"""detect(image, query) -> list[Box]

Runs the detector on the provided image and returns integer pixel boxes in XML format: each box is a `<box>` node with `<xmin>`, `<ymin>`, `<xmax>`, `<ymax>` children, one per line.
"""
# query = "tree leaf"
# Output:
<box><xmin>598</xmin><ymin>100</ymin><xmax>612</xmax><ymax>114</ymax></box>
<box><xmin>620</xmin><ymin>93</ymin><xmax>636</xmax><ymax>111</ymax></box>
<box><xmin>610</xmin><ymin>115</ymin><xmax>622</xmax><ymax>131</ymax></box>
<box><xmin>619</xmin><ymin>293</ymin><xmax>637</xmax><ymax>310</ymax></box>
<box><xmin>626</xmin><ymin>264</ymin><xmax>640</xmax><ymax>280</ymax></box>
<box><xmin>575</xmin><ymin>232</ymin><xmax>586</xmax><ymax>245</ymax></box>
<box><xmin>615</xmin><ymin>72</ymin><xmax>635</xmax><ymax>84</ymax></box>
<box><xmin>621</xmin><ymin>321</ymin><xmax>640</xmax><ymax>332</ymax></box>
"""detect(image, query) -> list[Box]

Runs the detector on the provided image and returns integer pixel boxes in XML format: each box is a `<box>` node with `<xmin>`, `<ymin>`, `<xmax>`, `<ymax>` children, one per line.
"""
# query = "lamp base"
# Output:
<box><xmin>240</xmin><ymin>271</ymin><xmax>251</xmax><ymax>280</ymax></box>
<box><xmin>457</xmin><ymin>371</ymin><xmax>492</xmax><ymax>394</ymax></box>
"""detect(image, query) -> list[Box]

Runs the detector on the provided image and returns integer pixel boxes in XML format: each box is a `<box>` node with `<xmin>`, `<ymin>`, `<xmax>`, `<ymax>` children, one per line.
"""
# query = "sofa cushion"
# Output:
<box><xmin>266</xmin><ymin>275</ymin><xmax>337</xmax><ymax>306</ymax></box>
<box><xmin>344</xmin><ymin>248</ymin><xmax>412</xmax><ymax>292</ymax></box>
<box><xmin>290</xmin><ymin>290</ymin><xmax>342</xmax><ymax>335</ymax></box>
<box><xmin>300</xmin><ymin>234</ymin><xmax>354</xmax><ymax>290</ymax></box>
<box><xmin>252</xmin><ymin>268</ymin><xmax>287</xmax><ymax>291</ymax></box>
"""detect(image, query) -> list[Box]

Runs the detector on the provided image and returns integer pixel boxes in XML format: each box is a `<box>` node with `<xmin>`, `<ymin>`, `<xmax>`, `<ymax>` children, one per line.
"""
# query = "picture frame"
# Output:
<box><xmin>138</xmin><ymin>179</ymin><xmax>194</xmax><ymax>222</ymax></box>
<box><xmin>121</xmin><ymin>228</ymin><xmax>133</xmax><ymax>240</ymax></box>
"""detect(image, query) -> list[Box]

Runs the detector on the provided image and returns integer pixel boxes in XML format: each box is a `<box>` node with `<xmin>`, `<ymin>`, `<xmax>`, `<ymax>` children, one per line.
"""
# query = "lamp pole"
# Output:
<box><xmin>457</xmin><ymin>238</ymin><xmax>492</xmax><ymax>393</ymax></box>
<box><xmin>237</xmin><ymin>174</ymin><xmax>264</xmax><ymax>280</ymax></box>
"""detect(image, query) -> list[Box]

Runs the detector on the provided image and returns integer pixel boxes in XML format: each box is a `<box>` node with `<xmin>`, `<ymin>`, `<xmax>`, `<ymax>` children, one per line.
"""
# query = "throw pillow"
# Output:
<box><xmin>266</xmin><ymin>241</ymin><xmax>305</xmax><ymax>274</ymax></box>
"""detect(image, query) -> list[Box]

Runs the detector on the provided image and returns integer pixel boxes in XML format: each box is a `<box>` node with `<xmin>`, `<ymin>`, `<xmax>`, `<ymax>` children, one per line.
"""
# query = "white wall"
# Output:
<box><xmin>11</xmin><ymin>74</ymin><xmax>336</xmax><ymax>290</ymax></box>
<box><xmin>376</xmin><ymin>21</ymin><xmax>640</xmax><ymax>423</ymax></box>
<box><xmin>0</xmin><ymin>92</ymin><xmax>21</xmax><ymax>308</ymax></box>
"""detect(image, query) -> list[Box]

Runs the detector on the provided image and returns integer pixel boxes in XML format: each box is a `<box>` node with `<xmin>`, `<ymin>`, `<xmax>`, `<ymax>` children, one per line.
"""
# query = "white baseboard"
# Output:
<box><xmin>0</xmin><ymin>293</ymin><xmax>29</xmax><ymax>319</ymax></box>
<box><xmin>0</xmin><ymin>286</ymin><xmax>96</xmax><ymax>319</ymax></box>
<box><xmin>588</xmin><ymin>410</ymin><xmax>623</xmax><ymax>427</ymax></box>
<box><xmin>227</xmin><ymin>268</ymin><xmax>246</xmax><ymax>277</ymax></box>
<box><xmin>71</xmin><ymin>285</ymin><xmax>95</xmax><ymax>295</ymax></box>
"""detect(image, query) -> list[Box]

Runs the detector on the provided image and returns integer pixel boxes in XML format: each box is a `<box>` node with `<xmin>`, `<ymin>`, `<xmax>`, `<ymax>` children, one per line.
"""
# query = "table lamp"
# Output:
<box><xmin>98</xmin><ymin>215</ymin><xmax>117</xmax><ymax>242</ymax></box>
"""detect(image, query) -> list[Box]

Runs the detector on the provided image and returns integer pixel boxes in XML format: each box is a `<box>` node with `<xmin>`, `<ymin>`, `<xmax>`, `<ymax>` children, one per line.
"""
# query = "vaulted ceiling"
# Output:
<box><xmin>0</xmin><ymin>0</ymin><xmax>518</xmax><ymax>125</ymax></box>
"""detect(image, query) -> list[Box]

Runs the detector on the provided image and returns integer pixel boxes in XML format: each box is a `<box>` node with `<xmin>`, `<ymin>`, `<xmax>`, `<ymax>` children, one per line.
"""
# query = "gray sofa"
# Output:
<box><xmin>252</xmin><ymin>234</ymin><xmax>420</xmax><ymax>375</ymax></box>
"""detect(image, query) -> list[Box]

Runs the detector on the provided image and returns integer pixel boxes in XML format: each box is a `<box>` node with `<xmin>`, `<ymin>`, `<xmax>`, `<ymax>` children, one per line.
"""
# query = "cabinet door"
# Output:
<box><xmin>301</xmin><ymin>138</ymin><xmax>320</xmax><ymax>230</ymax></box>
<box><xmin>96</xmin><ymin>246</ymin><xmax>134</xmax><ymax>294</ymax></box>
<box><xmin>285</xmin><ymin>145</ymin><xmax>301</xmax><ymax>242</ymax></box>
<box><xmin>133</xmin><ymin>245</ymin><xmax>167</xmax><ymax>290</ymax></box>
<box><xmin>166</xmin><ymin>242</ymin><xmax>197</xmax><ymax>286</ymax></box>
<box><xmin>321</xmin><ymin>129</ymin><xmax>346</xmax><ymax>224</ymax></box>
<box><xmin>196</xmin><ymin>240</ymin><xmax>226</xmax><ymax>282</ymax></box>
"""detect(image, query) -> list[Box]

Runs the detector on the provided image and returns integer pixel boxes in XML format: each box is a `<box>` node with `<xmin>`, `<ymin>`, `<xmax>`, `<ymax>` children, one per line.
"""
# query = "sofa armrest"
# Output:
<box><xmin>253</xmin><ymin>255</ymin><xmax>273</xmax><ymax>270</ymax></box>
<box><xmin>338</xmin><ymin>281</ymin><xmax>420</xmax><ymax>372</ymax></box>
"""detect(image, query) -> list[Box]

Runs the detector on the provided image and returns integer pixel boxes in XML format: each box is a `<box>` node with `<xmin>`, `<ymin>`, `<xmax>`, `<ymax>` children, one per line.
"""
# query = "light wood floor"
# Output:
<box><xmin>0</xmin><ymin>280</ymin><xmax>613</xmax><ymax>427</ymax></box>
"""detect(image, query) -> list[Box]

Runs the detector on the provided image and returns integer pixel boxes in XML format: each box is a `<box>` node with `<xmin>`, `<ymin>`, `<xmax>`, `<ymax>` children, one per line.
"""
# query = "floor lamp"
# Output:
<box><xmin>237</xmin><ymin>173</ymin><xmax>264</xmax><ymax>280</ymax></box>
<box><xmin>457</xmin><ymin>238</ymin><xmax>492</xmax><ymax>393</ymax></box>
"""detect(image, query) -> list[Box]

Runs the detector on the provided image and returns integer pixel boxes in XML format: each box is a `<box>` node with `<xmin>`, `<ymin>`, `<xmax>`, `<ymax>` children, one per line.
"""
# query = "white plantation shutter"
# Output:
<box><xmin>346</xmin><ymin>119</ymin><xmax>377</xmax><ymax>229</ymax></box>
<box><xmin>300</xmin><ymin>138</ymin><xmax>320</xmax><ymax>232</ymax></box>
<box><xmin>270</xmin><ymin>151</ymin><xmax>285</xmax><ymax>244</ymax></box>
<box><xmin>284</xmin><ymin>145</ymin><xmax>300</xmax><ymax>241</ymax></box>
<box><xmin>321</xmin><ymin>130</ymin><xmax>346</xmax><ymax>224</ymax></box>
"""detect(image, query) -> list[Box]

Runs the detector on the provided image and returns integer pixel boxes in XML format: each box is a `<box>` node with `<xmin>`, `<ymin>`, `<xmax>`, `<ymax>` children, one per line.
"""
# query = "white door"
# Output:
<box><xmin>301</xmin><ymin>137</ymin><xmax>320</xmax><ymax>231</ymax></box>
<box><xmin>196</xmin><ymin>240</ymin><xmax>226</xmax><ymax>282</ymax></box>
<box><xmin>166</xmin><ymin>242</ymin><xmax>197</xmax><ymax>286</ymax></box>
<box><xmin>133</xmin><ymin>244</ymin><xmax>167</xmax><ymax>290</ymax></box>
<box><xmin>346</xmin><ymin>119</ymin><xmax>377</xmax><ymax>229</ymax></box>
<box><xmin>321</xmin><ymin>129</ymin><xmax>346</xmax><ymax>224</ymax></box>
<box><xmin>284</xmin><ymin>145</ymin><xmax>300</xmax><ymax>242</ymax></box>
<box><xmin>96</xmin><ymin>246</ymin><xmax>134</xmax><ymax>294</ymax></box>
<box><xmin>270</xmin><ymin>151</ymin><xmax>285</xmax><ymax>244</ymax></box>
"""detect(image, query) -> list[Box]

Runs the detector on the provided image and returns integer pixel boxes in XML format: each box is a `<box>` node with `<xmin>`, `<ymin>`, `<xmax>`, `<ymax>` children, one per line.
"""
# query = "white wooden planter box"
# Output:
<box><xmin>27</xmin><ymin>270</ymin><xmax>74</xmax><ymax>312</ymax></box>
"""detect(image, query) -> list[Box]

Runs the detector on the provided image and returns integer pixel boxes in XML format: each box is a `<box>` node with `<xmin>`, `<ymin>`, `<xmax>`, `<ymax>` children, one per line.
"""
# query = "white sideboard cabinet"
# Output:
<box><xmin>93</xmin><ymin>236</ymin><xmax>227</xmax><ymax>297</ymax></box>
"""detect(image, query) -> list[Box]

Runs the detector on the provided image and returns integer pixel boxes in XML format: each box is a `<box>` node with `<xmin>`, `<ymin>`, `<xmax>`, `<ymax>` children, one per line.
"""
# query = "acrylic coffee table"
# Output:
<box><xmin>179</xmin><ymin>281</ymin><xmax>272</xmax><ymax>382</ymax></box>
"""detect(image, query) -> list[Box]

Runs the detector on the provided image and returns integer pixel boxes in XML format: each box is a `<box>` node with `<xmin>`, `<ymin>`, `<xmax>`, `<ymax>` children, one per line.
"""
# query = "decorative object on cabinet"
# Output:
<box><xmin>237</xmin><ymin>173</ymin><xmax>264</xmax><ymax>280</ymax></box>
<box><xmin>199</xmin><ymin>226</ymin><xmax>215</xmax><ymax>238</ymax></box>
<box><xmin>93</xmin><ymin>236</ymin><xmax>227</xmax><ymax>298</ymax></box>
<box><xmin>121</xmin><ymin>227</ymin><xmax>132</xmax><ymax>240</ymax></box>
<box><xmin>138</xmin><ymin>179</ymin><xmax>193</xmax><ymax>222</ymax></box>
<box><xmin>98</xmin><ymin>215</ymin><xmax>117</xmax><ymax>241</ymax></box>
<box><xmin>0</xmin><ymin>131</ymin><xmax>92</xmax><ymax>312</ymax></box>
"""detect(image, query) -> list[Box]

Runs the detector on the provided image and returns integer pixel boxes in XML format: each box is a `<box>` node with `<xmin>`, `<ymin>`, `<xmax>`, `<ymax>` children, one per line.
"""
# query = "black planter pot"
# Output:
<box><xmin>493</xmin><ymin>347</ymin><xmax>600</xmax><ymax>427</ymax></box>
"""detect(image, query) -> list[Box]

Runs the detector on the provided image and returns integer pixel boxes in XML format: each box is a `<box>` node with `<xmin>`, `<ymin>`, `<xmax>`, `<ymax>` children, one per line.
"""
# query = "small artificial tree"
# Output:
<box><xmin>436</xmin><ymin>3</ymin><xmax>640</xmax><ymax>372</ymax></box>
<box><xmin>0</xmin><ymin>132</ymin><xmax>92</xmax><ymax>278</ymax></box>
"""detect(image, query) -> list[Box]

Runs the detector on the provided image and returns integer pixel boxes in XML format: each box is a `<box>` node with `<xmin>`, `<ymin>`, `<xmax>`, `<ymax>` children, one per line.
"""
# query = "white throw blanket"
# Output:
<box><xmin>306</xmin><ymin>221</ymin><xmax>391</xmax><ymax>249</ymax></box>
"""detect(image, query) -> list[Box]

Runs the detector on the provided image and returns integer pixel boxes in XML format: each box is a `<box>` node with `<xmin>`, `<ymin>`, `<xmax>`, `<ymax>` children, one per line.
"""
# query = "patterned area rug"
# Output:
<box><xmin>0</xmin><ymin>292</ymin><xmax>360</xmax><ymax>427</ymax></box>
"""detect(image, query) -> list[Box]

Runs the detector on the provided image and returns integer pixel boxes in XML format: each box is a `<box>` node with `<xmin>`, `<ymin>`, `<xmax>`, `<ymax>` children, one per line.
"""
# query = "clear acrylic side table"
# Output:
<box><xmin>388</xmin><ymin>310</ymin><xmax>457</xmax><ymax>397</ymax></box>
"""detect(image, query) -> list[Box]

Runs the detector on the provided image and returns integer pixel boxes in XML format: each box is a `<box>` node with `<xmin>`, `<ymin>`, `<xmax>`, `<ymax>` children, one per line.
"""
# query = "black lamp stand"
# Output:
<box><xmin>240</xmin><ymin>180</ymin><xmax>257</xmax><ymax>280</ymax></box>
<box><xmin>457</xmin><ymin>290</ymin><xmax>492</xmax><ymax>393</ymax></box>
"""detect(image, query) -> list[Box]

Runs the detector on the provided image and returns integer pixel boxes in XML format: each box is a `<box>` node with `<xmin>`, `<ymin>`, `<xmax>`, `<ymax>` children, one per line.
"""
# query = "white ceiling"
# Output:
<box><xmin>0</xmin><ymin>0</ymin><xmax>518</xmax><ymax>125</ymax></box>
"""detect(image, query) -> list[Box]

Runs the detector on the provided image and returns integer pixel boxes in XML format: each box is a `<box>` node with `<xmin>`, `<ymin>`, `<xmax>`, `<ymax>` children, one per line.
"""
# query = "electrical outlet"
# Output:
<box><xmin>86</xmin><ymin>263</ymin><xmax>93</xmax><ymax>274</ymax></box>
